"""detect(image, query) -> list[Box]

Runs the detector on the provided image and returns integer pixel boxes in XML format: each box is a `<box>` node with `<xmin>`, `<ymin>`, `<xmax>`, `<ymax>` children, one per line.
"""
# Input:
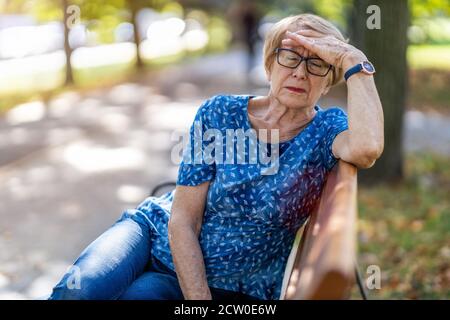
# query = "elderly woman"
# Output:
<box><xmin>49</xmin><ymin>13</ymin><xmax>383</xmax><ymax>300</ymax></box>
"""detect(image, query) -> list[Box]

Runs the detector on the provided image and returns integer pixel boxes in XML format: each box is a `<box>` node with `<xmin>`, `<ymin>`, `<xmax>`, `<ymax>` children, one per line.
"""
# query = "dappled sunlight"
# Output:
<box><xmin>47</xmin><ymin>91</ymin><xmax>81</xmax><ymax>118</ymax></box>
<box><xmin>5</xmin><ymin>128</ymin><xmax>30</xmax><ymax>145</ymax></box>
<box><xmin>0</xmin><ymin>291</ymin><xmax>26</xmax><ymax>300</ymax></box>
<box><xmin>25</xmin><ymin>165</ymin><xmax>57</xmax><ymax>184</ymax></box>
<box><xmin>62</xmin><ymin>141</ymin><xmax>146</xmax><ymax>173</ymax></box>
<box><xmin>0</xmin><ymin>272</ymin><xmax>10</xmax><ymax>289</ymax></box>
<box><xmin>71</xmin><ymin>43</ymin><xmax>136</xmax><ymax>69</ymax></box>
<box><xmin>182</xmin><ymin>29</ymin><xmax>209</xmax><ymax>51</ymax></box>
<box><xmin>0</xmin><ymin>51</ymin><xmax>65</xmax><ymax>95</ymax></box>
<box><xmin>140</xmin><ymin>16</ymin><xmax>209</xmax><ymax>59</ymax></box>
<box><xmin>144</xmin><ymin>101</ymin><xmax>199</xmax><ymax>130</ymax></box>
<box><xmin>143</xmin><ymin>94</ymin><xmax>171</xmax><ymax>107</ymax></box>
<box><xmin>46</xmin><ymin>127</ymin><xmax>83</xmax><ymax>145</ymax></box>
<box><xmin>116</xmin><ymin>184</ymin><xmax>148</xmax><ymax>204</ymax></box>
<box><xmin>171</xmin><ymin>82</ymin><xmax>201</xmax><ymax>100</ymax></box>
<box><xmin>99</xmin><ymin>113</ymin><xmax>131</xmax><ymax>134</ymax></box>
<box><xmin>76</xmin><ymin>97</ymin><xmax>102</xmax><ymax>112</ymax></box>
<box><xmin>5</xmin><ymin>165</ymin><xmax>56</xmax><ymax>201</ymax></box>
<box><xmin>404</xmin><ymin>111</ymin><xmax>450</xmax><ymax>156</ymax></box>
<box><xmin>147</xmin><ymin>17</ymin><xmax>185</xmax><ymax>39</ymax></box>
<box><xmin>58</xmin><ymin>201</ymin><xmax>84</xmax><ymax>220</ymax></box>
<box><xmin>107</xmin><ymin>83</ymin><xmax>154</xmax><ymax>106</ymax></box>
<box><xmin>0</xmin><ymin>14</ymin><xmax>210</xmax><ymax>95</ymax></box>
<box><xmin>126</xmin><ymin>130</ymin><xmax>173</xmax><ymax>152</ymax></box>
<box><xmin>24</xmin><ymin>260</ymin><xmax>69</xmax><ymax>300</ymax></box>
<box><xmin>0</xmin><ymin>235</ymin><xmax>73</xmax><ymax>299</ymax></box>
<box><xmin>5</xmin><ymin>177</ymin><xmax>30</xmax><ymax>201</ymax></box>
<box><xmin>140</xmin><ymin>37</ymin><xmax>184</xmax><ymax>59</ymax></box>
<box><xmin>0</xmin><ymin>23</ymin><xmax>62</xmax><ymax>59</ymax></box>
<box><xmin>75</xmin><ymin>99</ymin><xmax>105</xmax><ymax>121</ymax></box>
<box><xmin>5</xmin><ymin>101</ymin><xmax>46</xmax><ymax>125</ymax></box>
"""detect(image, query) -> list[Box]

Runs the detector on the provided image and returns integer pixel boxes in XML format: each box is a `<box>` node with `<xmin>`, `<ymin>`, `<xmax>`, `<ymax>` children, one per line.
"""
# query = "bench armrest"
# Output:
<box><xmin>283</xmin><ymin>160</ymin><xmax>358</xmax><ymax>300</ymax></box>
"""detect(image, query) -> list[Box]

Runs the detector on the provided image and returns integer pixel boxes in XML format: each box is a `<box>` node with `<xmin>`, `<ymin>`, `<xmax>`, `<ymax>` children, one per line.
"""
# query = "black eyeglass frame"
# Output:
<box><xmin>274</xmin><ymin>47</ymin><xmax>334</xmax><ymax>77</ymax></box>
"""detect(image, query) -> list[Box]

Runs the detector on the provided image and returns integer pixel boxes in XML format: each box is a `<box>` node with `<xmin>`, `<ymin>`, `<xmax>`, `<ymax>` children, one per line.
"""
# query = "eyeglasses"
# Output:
<box><xmin>274</xmin><ymin>48</ymin><xmax>333</xmax><ymax>77</ymax></box>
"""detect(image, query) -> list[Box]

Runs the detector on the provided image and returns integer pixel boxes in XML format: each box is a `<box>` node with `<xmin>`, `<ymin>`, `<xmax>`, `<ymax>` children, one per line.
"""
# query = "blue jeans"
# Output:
<box><xmin>48</xmin><ymin>209</ymin><xmax>260</xmax><ymax>300</ymax></box>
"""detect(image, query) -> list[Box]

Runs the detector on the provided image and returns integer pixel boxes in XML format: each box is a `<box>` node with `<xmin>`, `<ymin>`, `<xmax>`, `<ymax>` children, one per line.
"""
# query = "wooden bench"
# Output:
<box><xmin>281</xmin><ymin>160</ymin><xmax>358</xmax><ymax>300</ymax></box>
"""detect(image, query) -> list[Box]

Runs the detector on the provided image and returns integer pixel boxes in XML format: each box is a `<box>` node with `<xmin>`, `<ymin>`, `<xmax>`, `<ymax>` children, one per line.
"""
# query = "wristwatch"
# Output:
<box><xmin>344</xmin><ymin>61</ymin><xmax>376</xmax><ymax>81</ymax></box>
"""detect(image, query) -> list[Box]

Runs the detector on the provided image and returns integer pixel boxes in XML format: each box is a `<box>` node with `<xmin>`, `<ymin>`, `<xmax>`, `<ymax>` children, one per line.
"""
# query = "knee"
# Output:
<box><xmin>48</xmin><ymin>270</ymin><xmax>98</xmax><ymax>300</ymax></box>
<box><xmin>48</xmin><ymin>282</ymin><xmax>94</xmax><ymax>300</ymax></box>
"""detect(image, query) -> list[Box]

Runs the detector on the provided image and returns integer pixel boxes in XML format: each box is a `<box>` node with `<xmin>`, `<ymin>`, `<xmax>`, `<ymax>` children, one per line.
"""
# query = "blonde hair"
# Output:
<box><xmin>263</xmin><ymin>14</ymin><xmax>347</xmax><ymax>86</ymax></box>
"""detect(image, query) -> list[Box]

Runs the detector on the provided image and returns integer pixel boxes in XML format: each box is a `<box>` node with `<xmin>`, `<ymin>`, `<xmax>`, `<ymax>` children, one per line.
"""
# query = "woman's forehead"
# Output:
<box><xmin>281</xmin><ymin>44</ymin><xmax>320</xmax><ymax>59</ymax></box>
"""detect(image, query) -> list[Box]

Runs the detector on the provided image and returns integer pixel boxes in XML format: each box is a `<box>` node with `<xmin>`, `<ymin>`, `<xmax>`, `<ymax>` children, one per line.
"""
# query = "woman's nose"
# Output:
<box><xmin>292</xmin><ymin>60</ymin><xmax>308</xmax><ymax>79</ymax></box>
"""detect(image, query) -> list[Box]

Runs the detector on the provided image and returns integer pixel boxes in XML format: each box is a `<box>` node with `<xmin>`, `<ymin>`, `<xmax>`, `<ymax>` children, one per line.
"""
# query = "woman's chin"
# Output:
<box><xmin>279</xmin><ymin>94</ymin><xmax>309</xmax><ymax>108</ymax></box>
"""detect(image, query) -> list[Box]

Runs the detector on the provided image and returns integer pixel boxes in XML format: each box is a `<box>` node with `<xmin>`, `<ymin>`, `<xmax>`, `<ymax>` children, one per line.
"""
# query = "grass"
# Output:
<box><xmin>0</xmin><ymin>54</ymin><xmax>185</xmax><ymax>117</ymax></box>
<box><xmin>353</xmin><ymin>152</ymin><xmax>450</xmax><ymax>299</ymax></box>
<box><xmin>408</xmin><ymin>44</ymin><xmax>450</xmax><ymax>70</ymax></box>
<box><xmin>406</xmin><ymin>44</ymin><xmax>450</xmax><ymax>114</ymax></box>
<box><xmin>0</xmin><ymin>47</ymin><xmax>219</xmax><ymax>116</ymax></box>
<box><xmin>0</xmin><ymin>62</ymin><xmax>137</xmax><ymax>116</ymax></box>
<box><xmin>408</xmin><ymin>68</ymin><xmax>450</xmax><ymax>114</ymax></box>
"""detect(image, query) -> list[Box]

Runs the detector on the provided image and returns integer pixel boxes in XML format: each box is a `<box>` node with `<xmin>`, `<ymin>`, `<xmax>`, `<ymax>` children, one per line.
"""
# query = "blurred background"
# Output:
<box><xmin>0</xmin><ymin>0</ymin><xmax>448</xmax><ymax>299</ymax></box>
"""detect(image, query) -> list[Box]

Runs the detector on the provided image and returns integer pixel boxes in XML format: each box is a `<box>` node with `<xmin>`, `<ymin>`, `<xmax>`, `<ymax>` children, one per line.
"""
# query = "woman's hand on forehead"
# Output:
<box><xmin>281</xmin><ymin>42</ymin><xmax>313</xmax><ymax>58</ymax></box>
<box><xmin>282</xmin><ymin>29</ymin><xmax>367</xmax><ymax>68</ymax></box>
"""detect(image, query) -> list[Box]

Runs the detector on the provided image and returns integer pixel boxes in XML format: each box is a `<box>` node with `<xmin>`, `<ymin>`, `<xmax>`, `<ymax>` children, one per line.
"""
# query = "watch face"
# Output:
<box><xmin>362</xmin><ymin>61</ymin><xmax>375</xmax><ymax>73</ymax></box>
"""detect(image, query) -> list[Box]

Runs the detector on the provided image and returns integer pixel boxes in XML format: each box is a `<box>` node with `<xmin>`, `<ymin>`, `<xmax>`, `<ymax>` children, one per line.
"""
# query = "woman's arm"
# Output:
<box><xmin>332</xmin><ymin>55</ymin><xmax>384</xmax><ymax>168</ymax></box>
<box><xmin>168</xmin><ymin>181</ymin><xmax>212</xmax><ymax>300</ymax></box>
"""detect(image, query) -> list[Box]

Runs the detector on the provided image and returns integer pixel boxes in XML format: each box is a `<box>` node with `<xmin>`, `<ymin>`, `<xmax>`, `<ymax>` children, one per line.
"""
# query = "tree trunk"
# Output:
<box><xmin>347</xmin><ymin>0</ymin><xmax>367</xmax><ymax>51</ymax></box>
<box><xmin>129</xmin><ymin>1</ymin><xmax>143</xmax><ymax>69</ymax></box>
<box><xmin>350</xmin><ymin>0</ymin><xmax>409</xmax><ymax>185</ymax></box>
<box><xmin>62</xmin><ymin>0</ymin><xmax>74</xmax><ymax>85</ymax></box>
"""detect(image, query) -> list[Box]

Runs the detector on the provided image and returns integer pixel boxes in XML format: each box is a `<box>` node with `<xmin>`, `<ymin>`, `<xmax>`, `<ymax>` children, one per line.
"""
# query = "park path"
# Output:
<box><xmin>0</xmin><ymin>48</ymin><xmax>449</xmax><ymax>299</ymax></box>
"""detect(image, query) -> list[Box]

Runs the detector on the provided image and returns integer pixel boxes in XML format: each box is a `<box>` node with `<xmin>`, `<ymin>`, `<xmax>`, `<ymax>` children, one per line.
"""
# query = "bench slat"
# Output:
<box><xmin>283</xmin><ymin>160</ymin><xmax>358</xmax><ymax>300</ymax></box>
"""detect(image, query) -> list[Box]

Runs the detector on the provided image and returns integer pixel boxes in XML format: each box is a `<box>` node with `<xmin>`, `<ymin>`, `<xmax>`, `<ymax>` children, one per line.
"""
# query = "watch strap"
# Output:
<box><xmin>344</xmin><ymin>63</ymin><xmax>363</xmax><ymax>81</ymax></box>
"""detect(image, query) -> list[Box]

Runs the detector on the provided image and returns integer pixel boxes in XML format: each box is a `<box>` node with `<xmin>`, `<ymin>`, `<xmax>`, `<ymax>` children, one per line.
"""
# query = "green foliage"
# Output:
<box><xmin>410</xmin><ymin>0</ymin><xmax>450</xmax><ymax>19</ymax></box>
<box><xmin>29</xmin><ymin>0</ymin><xmax>62</xmax><ymax>21</ymax></box>
<box><xmin>160</xmin><ymin>1</ymin><xmax>184</xmax><ymax>17</ymax></box>
<box><xmin>312</xmin><ymin>0</ymin><xmax>352</xmax><ymax>29</ymax></box>
<box><xmin>409</xmin><ymin>17</ymin><xmax>450</xmax><ymax>44</ymax></box>
<box><xmin>408</xmin><ymin>44</ymin><xmax>450</xmax><ymax>69</ymax></box>
<box><xmin>75</xmin><ymin>0</ymin><xmax>126</xmax><ymax>20</ymax></box>
<box><xmin>206</xmin><ymin>16</ymin><xmax>232</xmax><ymax>52</ymax></box>
<box><xmin>357</xmin><ymin>152</ymin><xmax>450</xmax><ymax>299</ymax></box>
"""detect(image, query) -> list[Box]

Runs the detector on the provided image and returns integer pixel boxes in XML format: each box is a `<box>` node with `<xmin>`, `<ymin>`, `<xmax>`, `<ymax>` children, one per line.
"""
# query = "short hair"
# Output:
<box><xmin>263</xmin><ymin>14</ymin><xmax>348</xmax><ymax>86</ymax></box>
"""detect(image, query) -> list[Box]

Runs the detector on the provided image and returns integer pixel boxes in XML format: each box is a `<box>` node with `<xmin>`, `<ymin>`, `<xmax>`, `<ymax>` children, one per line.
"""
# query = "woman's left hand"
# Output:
<box><xmin>282</xmin><ymin>30</ymin><xmax>367</xmax><ymax>70</ymax></box>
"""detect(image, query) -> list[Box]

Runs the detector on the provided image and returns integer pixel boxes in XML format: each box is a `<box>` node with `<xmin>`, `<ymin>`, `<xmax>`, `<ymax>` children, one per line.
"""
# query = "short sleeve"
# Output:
<box><xmin>176</xmin><ymin>97</ymin><xmax>218</xmax><ymax>186</ymax></box>
<box><xmin>320</xmin><ymin>107</ymin><xmax>349</xmax><ymax>171</ymax></box>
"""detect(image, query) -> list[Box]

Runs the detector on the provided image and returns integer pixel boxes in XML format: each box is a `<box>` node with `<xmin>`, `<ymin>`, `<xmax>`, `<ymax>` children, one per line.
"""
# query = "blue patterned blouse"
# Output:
<box><xmin>134</xmin><ymin>94</ymin><xmax>349</xmax><ymax>300</ymax></box>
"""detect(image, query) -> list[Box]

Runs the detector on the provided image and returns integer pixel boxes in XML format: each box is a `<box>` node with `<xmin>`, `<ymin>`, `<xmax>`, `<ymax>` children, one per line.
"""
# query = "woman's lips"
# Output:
<box><xmin>286</xmin><ymin>86</ymin><xmax>306</xmax><ymax>94</ymax></box>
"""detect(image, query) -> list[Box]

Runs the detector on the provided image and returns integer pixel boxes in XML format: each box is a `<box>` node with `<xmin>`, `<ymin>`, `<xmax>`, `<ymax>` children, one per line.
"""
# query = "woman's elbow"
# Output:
<box><xmin>356</xmin><ymin>156</ymin><xmax>377</xmax><ymax>169</ymax></box>
<box><xmin>350</xmin><ymin>144</ymin><xmax>383</xmax><ymax>169</ymax></box>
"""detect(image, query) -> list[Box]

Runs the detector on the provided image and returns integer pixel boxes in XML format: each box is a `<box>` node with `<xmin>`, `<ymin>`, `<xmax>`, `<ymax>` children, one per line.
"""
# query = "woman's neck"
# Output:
<box><xmin>248</xmin><ymin>94</ymin><xmax>317</xmax><ymax>142</ymax></box>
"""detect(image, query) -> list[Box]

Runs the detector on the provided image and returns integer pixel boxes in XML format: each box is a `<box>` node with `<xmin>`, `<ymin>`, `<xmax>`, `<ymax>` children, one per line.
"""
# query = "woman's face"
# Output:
<box><xmin>267</xmin><ymin>42</ymin><xmax>331</xmax><ymax>109</ymax></box>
